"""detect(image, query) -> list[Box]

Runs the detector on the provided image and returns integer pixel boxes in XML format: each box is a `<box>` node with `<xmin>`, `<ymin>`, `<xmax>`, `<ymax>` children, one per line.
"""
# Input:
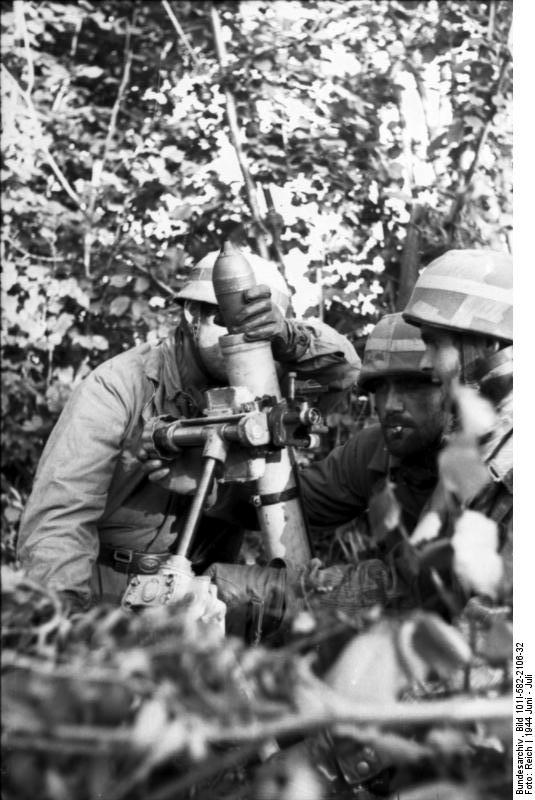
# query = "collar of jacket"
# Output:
<box><xmin>143</xmin><ymin>322</ymin><xmax>220</xmax><ymax>418</ymax></box>
<box><xmin>367</xmin><ymin>426</ymin><xmax>439</xmax><ymax>489</ymax></box>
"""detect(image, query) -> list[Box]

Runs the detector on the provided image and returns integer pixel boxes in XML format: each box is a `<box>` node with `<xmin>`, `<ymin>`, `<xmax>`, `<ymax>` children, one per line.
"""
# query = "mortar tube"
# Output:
<box><xmin>219</xmin><ymin>333</ymin><xmax>312</xmax><ymax>564</ymax></box>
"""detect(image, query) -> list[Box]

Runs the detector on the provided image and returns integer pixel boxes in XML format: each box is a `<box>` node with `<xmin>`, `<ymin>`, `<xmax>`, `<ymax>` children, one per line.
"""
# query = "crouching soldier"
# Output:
<box><xmin>17</xmin><ymin>247</ymin><xmax>361</xmax><ymax>613</ymax></box>
<box><xmin>402</xmin><ymin>248</ymin><xmax>513</xmax><ymax>605</ymax></box>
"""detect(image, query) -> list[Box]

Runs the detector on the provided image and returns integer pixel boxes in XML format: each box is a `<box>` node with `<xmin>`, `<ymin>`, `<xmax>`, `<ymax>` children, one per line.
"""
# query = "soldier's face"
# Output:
<box><xmin>419</xmin><ymin>326</ymin><xmax>461</xmax><ymax>381</ymax></box>
<box><xmin>374</xmin><ymin>375</ymin><xmax>447</xmax><ymax>457</ymax></box>
<box><xmin>419</xmin><ymin>324</ymin><xmax>498</xmax><ymax>385</ymax></box>
<box><xmin>184</xmin><ymin>300</ymin><xmax>228</xmax><ymax>381</ymax></box>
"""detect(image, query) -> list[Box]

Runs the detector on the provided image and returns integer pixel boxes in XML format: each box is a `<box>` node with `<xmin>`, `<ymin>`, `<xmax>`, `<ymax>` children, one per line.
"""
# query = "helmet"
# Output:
<box><xmin>402</xmin><ymin>249</ymin><xmax>512</xmax><ymax>344</ymax></box>
<box><xmin>176</xmin><ymin>250</ymin><xmax>292</xmax><ymax>313</ymax></box>
<box><xmin>359</xmin><ymin>313</ymin><xmax>428</xmax><ymax>391</ymax></box>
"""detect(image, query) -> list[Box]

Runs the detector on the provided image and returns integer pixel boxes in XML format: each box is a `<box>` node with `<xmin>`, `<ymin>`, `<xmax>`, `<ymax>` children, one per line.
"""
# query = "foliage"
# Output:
<box><xmin>0</xmin><ymin>372</ymin><xmax>514</xmax><ymax>798</ymax></box>
<box><xmin>1</xmin><ymin>0</ymin><xmax>512</xmax><ymax>524</ymax></box>
<box><xmin>1</xmin><ymin>6</ymin><xmax>513</xmax><ymax>795</ymax></box>
<box><xmin>2</xmin><ymin>564</ymin><xmax>512</xmax><ymax>800</ymax></box>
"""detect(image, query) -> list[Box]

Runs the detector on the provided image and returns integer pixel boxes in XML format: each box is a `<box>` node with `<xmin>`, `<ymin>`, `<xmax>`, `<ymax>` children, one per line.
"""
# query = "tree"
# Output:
<box><xmin>1</xmin><ymin>0</ymin><xmax>512</xmax><ymax>545</ymax></box>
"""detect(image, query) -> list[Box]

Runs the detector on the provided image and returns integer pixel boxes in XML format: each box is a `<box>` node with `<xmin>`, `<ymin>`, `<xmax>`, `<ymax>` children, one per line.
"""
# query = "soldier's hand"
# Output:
<box><xmin>234</xmin><ymin>285</ymin><xmax>289</xmax><ymax>342</ymax></box>
<box><xmin>137</xmin><ymin>446</ymin><xmax>174</xmax><ymax>483</ymax></box>
<box><xmin>136</xmin><ymin>446</ymin><xmax>216</xmax><ymax>501</ymax></box>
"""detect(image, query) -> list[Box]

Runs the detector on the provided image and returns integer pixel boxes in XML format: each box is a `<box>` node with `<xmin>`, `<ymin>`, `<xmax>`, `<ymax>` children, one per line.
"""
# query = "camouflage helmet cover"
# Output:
<box><xmin>402</xmin><ymin>249</ymin><xmax>512</xmax><ymax>343</ymax></box>
<box><xmin>176</xmin><ymin>250</ymin><xmax>292</xmax><ymax>313</ymax></box>
<box><xmin>359</xmin><ymin>313</ymin><xmax>429</xmax><ymax>391</ymax></box>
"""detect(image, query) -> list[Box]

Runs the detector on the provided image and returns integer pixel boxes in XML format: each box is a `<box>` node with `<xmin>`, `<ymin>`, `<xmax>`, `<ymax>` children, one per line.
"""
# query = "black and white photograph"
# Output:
<box><xmin>1</xmin><ymin>2</ymin><xmax>522</xmax><ymax>798</ymax></box>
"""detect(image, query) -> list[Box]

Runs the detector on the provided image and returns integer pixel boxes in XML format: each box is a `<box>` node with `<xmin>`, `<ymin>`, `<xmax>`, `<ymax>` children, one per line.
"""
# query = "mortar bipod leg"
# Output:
<box><xmin>175</xmin><ymin>428</ymin><xmax>229</xmax><ymax>559</ymax></box>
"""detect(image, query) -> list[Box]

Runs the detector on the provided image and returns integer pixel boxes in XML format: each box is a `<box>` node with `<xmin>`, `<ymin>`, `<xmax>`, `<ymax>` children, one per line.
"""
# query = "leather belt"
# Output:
<box><xmin>97</xmin><ymin>545</ymin><xmax>170</xmax><ymax>575</ymax></box>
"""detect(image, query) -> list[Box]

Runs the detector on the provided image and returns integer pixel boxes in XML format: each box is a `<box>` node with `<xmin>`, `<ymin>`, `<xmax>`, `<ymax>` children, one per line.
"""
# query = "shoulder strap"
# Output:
<box><xmin>486</xmin><ymin>428</ymin><xmax>513</xmax><ymax>493</ymax></box>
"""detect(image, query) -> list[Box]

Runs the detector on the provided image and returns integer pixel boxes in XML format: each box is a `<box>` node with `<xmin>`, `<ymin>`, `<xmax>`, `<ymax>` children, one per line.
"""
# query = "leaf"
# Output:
<box><xmin>410</xmin><ymin>511</ymin><xmax>442</xmax><ymax>546</ymax></box>
<box><xmin>109</xmin><ymin>295</ymin><xmax>131</xmax><ymax>316</ymax></box>
<box><xmin>254</xmin><ymin>754</ymin><xmax>323</xmax><ymax>800</ymax></box>
<box><xmin>75</xmin><ymin>65</ymin><xmax>104</xmax><ymax>79</ymax></box>
<box><xmin>431</xmin><ymin>343</ymin><xmax>460</xmax><ymax>381</ymax></box>
<box><xmin>22</xmin><ymin>415</ymin><xmax>44</xmax><ymax>432</ymax></box>
<box><xmin>109</xmin><ymin>275</ymin><xmax>131</xmax><ymax>288</ymax></box>
<box><xmin>4</xmin><ymin>506</ymin><xmax>22</xmax><ymax>524</ymax></box>
<box><xmin>134</xmin><ymin>276</ymin><xmax>150</xmax><ymax>293</ymax></box>
<box><xmin>410</xmin><ymin>613</ymin><xmax>472</xmax><ymax>678</ymax></box>
<box><xmin>438</xmin><ymin>439</ymin><xmax>489</xmax><ymax>503</ymax></box>
<box><xmin>292</xmin><ymin>611</ymin><xmax>316</xmax><ymax>635</ymax></box>
<box><xmin>326</xmin><ymin>620</ymin><xmax>406</xmax><ymax>703</ymax></box>
<box><xmin>372</xmin><ymin>730</ymin><xmax>432</xmax><ymax>766</ymax></box>
<box><xmin>453</xmin><ymin>385</ymin><xmax>496</xmax><ymax>439</ymax></box>
<box><xmin>132</xmin><ymin>698</ymin><xmax>169</xmax><ymax>750</ymax></box>
<box><xmin>477</xmin><ymin>617</ymin><xmax>513</xmax><ymax>665</ymax></box>
<box><xmin>161</xmin><ymin>145</ymin><xmax>185</xmax><ymax>163</ymax></box>
<box><xmin>451</xmin><ymin>510</ymin><xmax>502</xmax><ymax>598</ymax></box>
<box><xmin>130</xmin><ymin>299</ymin><xmax>147</xmax><ymax>321</ymax></box>
<box><xmin>425</xmin><ymin>728</ymin><xmax>469</xmax><ymax>757</ymax></box>
<box><xmin>69</xmin><ymin>333</ymin><xmax>109</xmax><ymax>351</ymax></box>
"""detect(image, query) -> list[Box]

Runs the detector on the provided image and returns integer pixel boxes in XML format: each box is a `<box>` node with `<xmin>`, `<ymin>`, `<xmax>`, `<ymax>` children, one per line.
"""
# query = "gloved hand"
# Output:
<box><xmin>136</xmin><ymin>445</ymin><xmax>218</xmax><ymax>505</ymax></box>
<box><xmin>204</xmin><ymin>562</ymin><xmax>296</xmax><ymax>643</ymax></box>
<box><xmin>303</xmin><ymin>558</ymin><xmax>407</xmax><ymax>614</ymax></box>
<box><xmin>231</xmin><ymin>285</ymin><xmax>288</xmax><ymax>343</ymax></box>
<box><xmin>204</xmin><ymin>558</ymin><xmax>407</xmax><ymax>644</ymax></box>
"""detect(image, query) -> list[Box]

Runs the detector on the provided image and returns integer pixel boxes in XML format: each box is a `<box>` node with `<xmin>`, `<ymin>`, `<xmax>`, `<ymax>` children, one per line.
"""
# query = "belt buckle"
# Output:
<box><xmin>113</xmin><ymin>548</ymin><xmax>134</xmax><ymax>565</ymax></box>
<box><xmin>138</xmin><ymin>555</ymin><xmax>162</xmax><ymax>574</ymax></box>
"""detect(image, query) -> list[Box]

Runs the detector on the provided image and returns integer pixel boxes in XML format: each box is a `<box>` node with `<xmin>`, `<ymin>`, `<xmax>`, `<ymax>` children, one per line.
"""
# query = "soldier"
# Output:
<box><xmin>202</xmin><ymin>313</ymin><xmax>450</xmax><ymax>639</ymax></box>
<box><xmin>17</xmin><ymin>250</ymin><xmax>361</xmax><ymax>613</ymax></box>
<box><xmin>402</xmin><ymin>248</ymin><xmax>513</xmax><ymax>602</ymax></box>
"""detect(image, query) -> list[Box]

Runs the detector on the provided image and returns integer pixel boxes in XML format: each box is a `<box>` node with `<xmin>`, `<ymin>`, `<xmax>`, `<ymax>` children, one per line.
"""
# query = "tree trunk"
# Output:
<box><xmin>396</xmin><ymin>204</ymin><xmax>422</xmax><ymax>311</ymax></box>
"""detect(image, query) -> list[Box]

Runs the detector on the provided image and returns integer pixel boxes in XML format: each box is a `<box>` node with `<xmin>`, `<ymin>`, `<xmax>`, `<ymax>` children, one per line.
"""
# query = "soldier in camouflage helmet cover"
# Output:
<box><xmin>402</xmin><ymin>248</ymin><xmax>512</xmax><ymax>390</ymax></box>
<box><xmin>403</xmin><ymin>249</ymin><xmax>513</xmax><ymax>602</ymax></box>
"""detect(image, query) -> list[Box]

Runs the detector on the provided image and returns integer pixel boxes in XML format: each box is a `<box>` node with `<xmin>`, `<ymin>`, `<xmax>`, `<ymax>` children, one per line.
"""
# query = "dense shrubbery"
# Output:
<box><xmin>1</xmin><ymin>0</ymin><xmax>512</xmax><ymax>531</ymax></box>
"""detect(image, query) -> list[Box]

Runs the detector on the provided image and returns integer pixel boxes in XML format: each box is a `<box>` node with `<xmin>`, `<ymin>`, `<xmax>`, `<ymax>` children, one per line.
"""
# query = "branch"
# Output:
<box><xmin>14</xmin><ymin>1</ymin><xmax>34</xmax><ymax>94</ymax></box>
<box><xmin>161</xmin><ymin>0</ymin><xmax>201</xmax><ymax>67</ymax></box>
<box><xmin>101</xmin><ymin>17</ymin><xmax>135</xmax><ymax>173</ymax></box>
<box><xmin>2</xmin><ymin>64</ymin><xmax>85</xmax><ymax>212</ymax></box>
<box><xmin>4</xmin><ymin>690</ymin><xmax>511</xmax><ymax>800</ymax></box>
<box><xmin>84</xmin><ymin>13</ymin><xmax>135</xmax><ymax>277</ymax></box>
<box><xmin>3</xmin><ymin>234</ymin><xmax>65</xmax><ymax>262</ymax></box>
<box><xmin>209</xmin><ymin>3</ymin><xmax>269</xmax><ymax>259</ymax></box>
<box><xmin>214</xmin><ymin>693</ymin><xmax>513</xmax><ymax>744</ymax></box>
<box><xmin>395</xmin><ymin>203</ymin><xmax>423</xmax><ymax>310</ymax></box>
<box><xmin>131</xmin><ymin>260</ymin><xmax>176</xmax><ymax>298</ymax></box>
<box><xmin>444</xmin><ymin>49</ymin><xmax>512</xmax><ymax>236</ymax></box>
<box><xmin>117</xmin><ymin>741</ymin><xmax>260</xmax><ymax>800</ymax></box>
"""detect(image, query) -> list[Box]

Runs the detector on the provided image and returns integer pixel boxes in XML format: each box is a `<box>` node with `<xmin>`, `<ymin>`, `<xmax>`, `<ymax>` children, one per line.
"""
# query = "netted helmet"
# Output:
<box><xmin>176</xmin><ymin>250</ymin><xmax>292</xmax><ymax>313</ymax></box>
<box><xmin>402</xmin><ymin>249</ymin><xmax>512</xmax><ymax>343</ymax></box>
<box><xmin>359</xmin><ymin>313</ymin><xmax>428</xmax><ymax>391</ymax></box>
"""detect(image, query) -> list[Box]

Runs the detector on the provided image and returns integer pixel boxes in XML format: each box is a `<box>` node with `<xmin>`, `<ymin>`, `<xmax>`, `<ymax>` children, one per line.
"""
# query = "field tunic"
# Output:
<box><xmin>300</xmin><ymin>423</ymin><xmax>438</xmax><ymax>535</ymax></box>
<box><xmin>18</xmin><ymin>318</ymin><xmax>360</xmax><ymax>606</ymax></box>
